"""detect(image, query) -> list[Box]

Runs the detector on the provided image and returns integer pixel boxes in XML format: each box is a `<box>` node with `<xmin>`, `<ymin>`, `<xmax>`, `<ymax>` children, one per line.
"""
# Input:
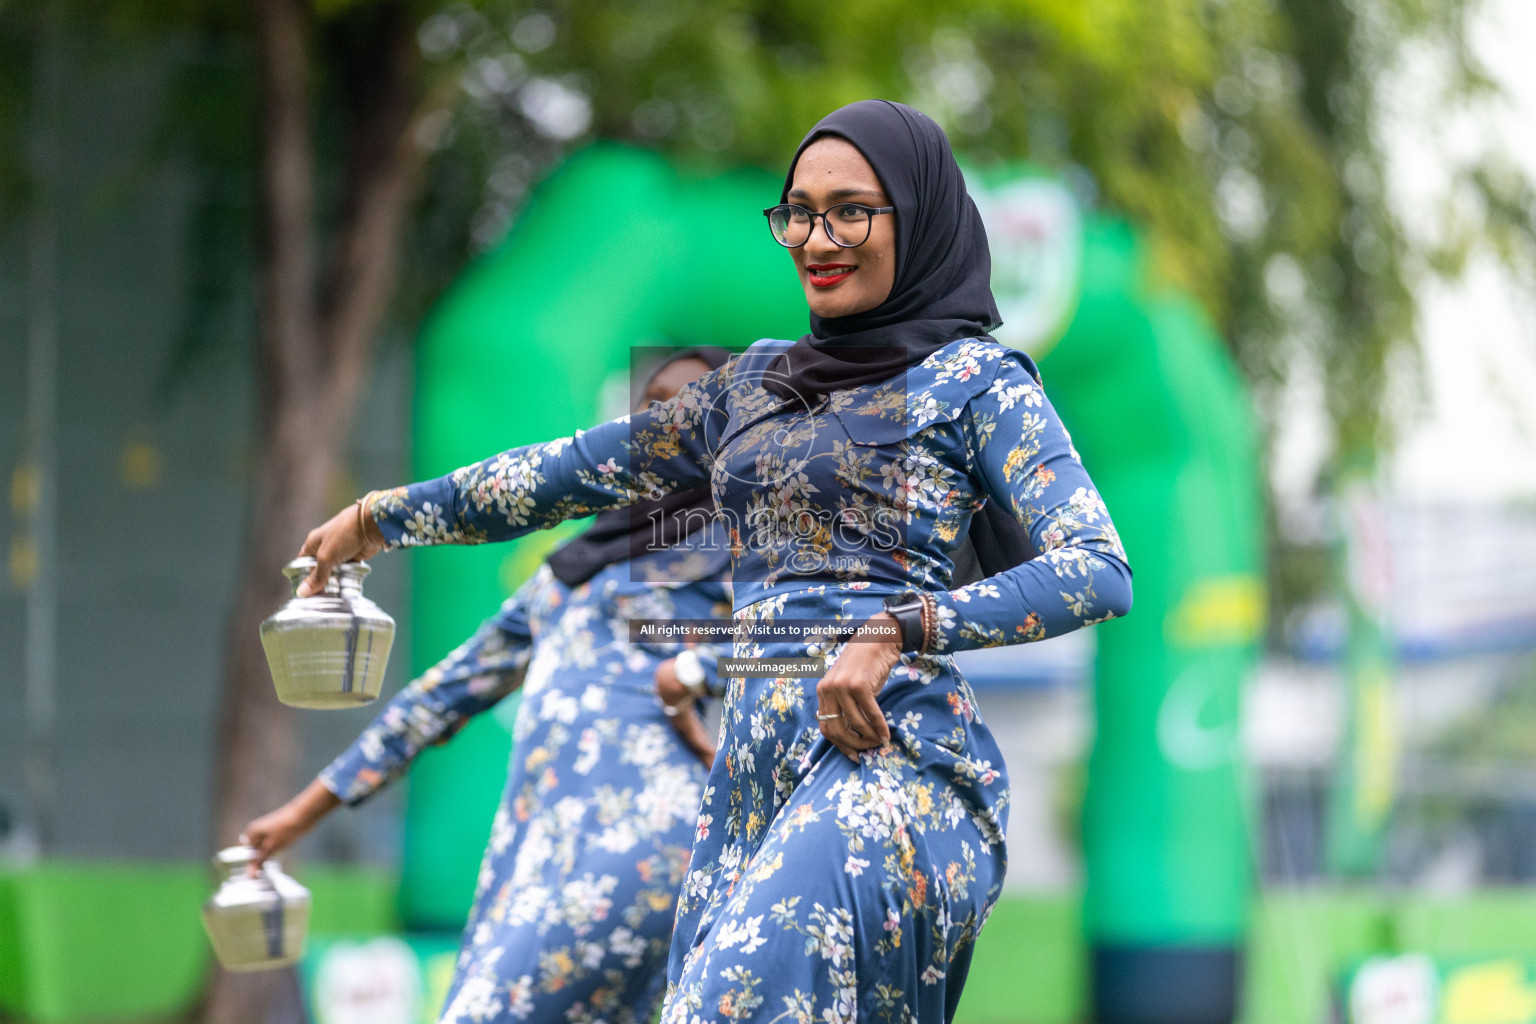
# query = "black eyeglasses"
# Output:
<box><xmin>762</xmin><ymin>203</ymin><xmax>896</xmax><ymax>248</ymax></box>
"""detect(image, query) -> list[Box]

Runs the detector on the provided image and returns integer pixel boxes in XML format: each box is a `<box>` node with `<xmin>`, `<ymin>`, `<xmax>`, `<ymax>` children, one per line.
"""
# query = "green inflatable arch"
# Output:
<box><xmin>1041</xmin><ymin>222</ymin><xmax>1264</xmax><ymax>1023</ymax></box>
<box><xmin>402</xmin><ymin>144</ymin><xmax>1263</xmax><ymax>1024</ymax></box>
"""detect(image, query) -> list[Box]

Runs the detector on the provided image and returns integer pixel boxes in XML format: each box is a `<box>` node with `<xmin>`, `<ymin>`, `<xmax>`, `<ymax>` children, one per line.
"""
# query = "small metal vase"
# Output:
<box><xmin>259</xmin><ymin>557</ymin><xmax>394</xmax><ymax>709</ymax></box>
<box><xmin>201</xmin><ymin>845</ymin><xmax>312</xmax><ymax>972</ymax></box>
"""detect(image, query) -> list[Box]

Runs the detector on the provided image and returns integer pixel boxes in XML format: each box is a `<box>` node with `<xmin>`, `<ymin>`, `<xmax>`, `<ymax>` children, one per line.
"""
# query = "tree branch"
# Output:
<box><xmin>316</xmin><ymin>1</ymin><xmax>446</xmax><ymax>429</ymax></box>
<box><xmin>251</xmin><ymin>0</ymin><xmax>318</xmax><ymax>408</ymax></box>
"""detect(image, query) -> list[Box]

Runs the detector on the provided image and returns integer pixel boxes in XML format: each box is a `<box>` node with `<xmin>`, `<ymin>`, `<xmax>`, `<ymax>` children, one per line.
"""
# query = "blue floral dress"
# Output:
<box><xmin>366</xmin><ymin>337</ymin><xmax>1133</xmax><ymax>1023</ymax></box>
<box><xmin>320</xmin><ymin>526</ymin><xmax>732</xmax><ymax>1024</ymax></box>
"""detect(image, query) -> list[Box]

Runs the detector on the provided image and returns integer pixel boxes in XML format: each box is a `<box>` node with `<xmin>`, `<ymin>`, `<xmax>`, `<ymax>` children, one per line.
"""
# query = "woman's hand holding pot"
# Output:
<box><xmin>239</xmin><ymin>779</ymin><xmax>342</xmax><ymax>875</ymax></box>
<box><xmin>296</xmin><ymin>499</ymin><xmax>386</xmax><ymax>597</ymax></box>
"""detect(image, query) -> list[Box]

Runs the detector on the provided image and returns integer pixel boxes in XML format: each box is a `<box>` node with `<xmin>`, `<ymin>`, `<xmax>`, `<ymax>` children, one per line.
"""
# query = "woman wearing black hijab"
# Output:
<box><xmin>297</xmin><ymin>100</ymin><xmax>1132</xmax><ymax>1022</ymax></box>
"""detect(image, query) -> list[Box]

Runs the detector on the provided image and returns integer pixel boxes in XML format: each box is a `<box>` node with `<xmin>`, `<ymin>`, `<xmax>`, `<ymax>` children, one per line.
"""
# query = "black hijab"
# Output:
<box><xmin>546</xmin><ymin>346</ymin><xmax>731</xmax><ymax>588</ymax></box>
<box><xmin>762</xmin><ymin>99</ymin><xmax>1001</xmax><ymax>403</ymax></box>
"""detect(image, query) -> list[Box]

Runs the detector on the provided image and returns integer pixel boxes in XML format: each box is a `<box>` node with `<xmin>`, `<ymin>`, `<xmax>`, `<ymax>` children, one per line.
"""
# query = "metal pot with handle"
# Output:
<box><xmin>260</xmin><ymin>557</ymin><xmax>394</xmax><ymax>709</ymax></box>
<box><xmin>201</xmin><ymin>845</ymin><xmax>311</xmax><ymax>972</ymax></box>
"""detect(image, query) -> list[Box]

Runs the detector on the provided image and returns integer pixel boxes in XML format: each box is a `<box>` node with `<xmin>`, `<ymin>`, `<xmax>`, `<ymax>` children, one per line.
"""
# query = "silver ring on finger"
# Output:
<box><xmin>816</xmin><ymin>713</ymin><xmax>841</xmax><ymax>721</ymax></box>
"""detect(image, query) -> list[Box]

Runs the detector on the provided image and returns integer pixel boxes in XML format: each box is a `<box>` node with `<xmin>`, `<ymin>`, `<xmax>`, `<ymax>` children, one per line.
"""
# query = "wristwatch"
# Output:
<box><xmin>881</xmin><ymin>592</ymin><xmax>927</xmax><ymax>653</ymax></box>
<box><xmin>674</xmin><ymin>649</ymin><xmax>708</xmax><ymax>697</ymax></box>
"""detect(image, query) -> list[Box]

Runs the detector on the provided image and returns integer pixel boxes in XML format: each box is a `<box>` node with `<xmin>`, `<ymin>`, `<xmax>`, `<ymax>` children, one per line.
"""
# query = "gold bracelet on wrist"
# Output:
<box><xmin>918</xmin><ymin>593</ymin><xmax>937</xmax><ymax>655</ymax></box>
<box><xmin>356</xmin><ymin>491</ymin><xmax>380</xmax><ymax>551</ymax></box>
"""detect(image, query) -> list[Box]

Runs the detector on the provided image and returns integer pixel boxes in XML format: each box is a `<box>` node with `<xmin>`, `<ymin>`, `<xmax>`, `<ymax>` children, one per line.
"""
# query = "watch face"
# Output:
<box><xmin>675</xmin><ymin>651</ymin><xmax>706</xmax><ymax>686</ymax></box>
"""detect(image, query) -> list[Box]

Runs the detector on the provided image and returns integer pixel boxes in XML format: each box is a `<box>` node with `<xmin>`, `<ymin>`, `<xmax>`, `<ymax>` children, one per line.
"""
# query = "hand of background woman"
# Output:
<box><xmin>655</xmin><ymin>659</ymin><xmax>717</xmax><ymax>768</ymax></box>
<box><xmin>816</xmin><ymin>613</ymin><xmax>903</xmax><ymax>762</ymax></box>
<box><xmin>296</xmin><ymin>500</ymin><xmax>386</xmax><ymax>597</ymax></box>
<box><xmin>239</xmin><ymin>779</ymin><xmax>342</xmax><ymax>875</ymax></box>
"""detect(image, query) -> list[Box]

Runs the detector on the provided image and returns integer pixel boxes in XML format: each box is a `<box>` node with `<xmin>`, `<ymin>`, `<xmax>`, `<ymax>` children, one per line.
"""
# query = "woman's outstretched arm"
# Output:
<box><xmin>297</xmin><ymin>359</ymin><xmax>735</xmax><ymax>595</ymax></box>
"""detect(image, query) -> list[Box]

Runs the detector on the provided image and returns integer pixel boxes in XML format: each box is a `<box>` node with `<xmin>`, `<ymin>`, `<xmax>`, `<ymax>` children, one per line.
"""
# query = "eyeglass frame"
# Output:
<box><xmin>761</xmin><ymin>202</ymin><xmax>897</xmax><ymax>249</ymax></box>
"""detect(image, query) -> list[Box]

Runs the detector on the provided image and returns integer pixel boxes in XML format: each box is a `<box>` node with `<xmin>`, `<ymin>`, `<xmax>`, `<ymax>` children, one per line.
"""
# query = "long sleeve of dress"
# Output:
<box><xmin>318</xmin><ymin>578</ymin><xmax>539</xmax><ymax>805</ymax></box>
<box><xmin>931</xmin><ymin>355</ymin><xmax>1133</xmax><ymax>653</ymax></box>
<box><xmin>365</xmin><ymin>364</ymin><xmax>731</xmax><ymax>551</ymax></box>
<box><xmin>670</xmin><ymin>578</ymin><xmax>732</xmax><ymax>700</ymax></box>
<box><xmin>693</xmin><ymin>646</ymin><xmax>727</xmax><ymax>700</ymax></box>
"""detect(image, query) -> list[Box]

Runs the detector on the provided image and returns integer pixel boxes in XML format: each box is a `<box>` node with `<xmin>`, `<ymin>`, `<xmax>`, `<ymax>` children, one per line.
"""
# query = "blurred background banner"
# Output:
<box><xmin>1324</xmin><ymin>476</ymin><xmax>1400</xmax><ymax>878</ymax></box>
<box><xmin>3</xmin><ymin>0</ymin><xmax>1536</xmax><ymax>1023</ymax></box>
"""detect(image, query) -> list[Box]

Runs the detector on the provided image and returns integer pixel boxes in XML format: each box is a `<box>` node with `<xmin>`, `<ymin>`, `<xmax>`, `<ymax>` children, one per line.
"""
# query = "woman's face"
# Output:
<box><xmin>785</xmin><ymin>137</ymin><xmax>897</xmax><ymax>319</ymax></box>
<box><xmin>638</xmin><ymin>356</ymin><xmax>713</xmax><ymax>412</ymax></box>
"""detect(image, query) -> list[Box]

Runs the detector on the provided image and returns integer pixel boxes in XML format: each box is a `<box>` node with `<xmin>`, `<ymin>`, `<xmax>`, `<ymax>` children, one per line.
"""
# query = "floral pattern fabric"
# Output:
<box><xmin>321</xmin><ymin>528</ymin><xmax>732</xmax><ymax>1024</ymax></box>
<box><xmin>368</xmin><ymin>337</ymin><xmax>1133</xmax><ymax>1023</ymax></box>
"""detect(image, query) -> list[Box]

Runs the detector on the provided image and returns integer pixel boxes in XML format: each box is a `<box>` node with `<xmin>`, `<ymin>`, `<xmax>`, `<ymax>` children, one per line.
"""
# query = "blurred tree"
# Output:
<box><xmin>4</xmin><ymin>0</ymin><xmax>459</xmax><ymax>1020</ymax></box>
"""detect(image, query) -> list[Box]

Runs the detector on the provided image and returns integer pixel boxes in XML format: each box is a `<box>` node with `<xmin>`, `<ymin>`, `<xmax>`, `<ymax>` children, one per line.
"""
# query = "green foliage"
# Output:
<box><xmin>1456</xmin><ymin>156</ymin><xmax>1536</xmax><ymax>282</ymax></box>
<box><xmin>3</xmin><ymin>0</ymin><xmax>1531</xmax><ymax>486</ymax></box>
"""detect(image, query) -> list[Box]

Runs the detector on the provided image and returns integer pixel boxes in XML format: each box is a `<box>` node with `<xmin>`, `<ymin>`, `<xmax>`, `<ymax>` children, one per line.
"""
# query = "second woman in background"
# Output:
<box><xmin>241</xmin><ymin>348</ymin><xmax>733</xmax><ymax>1024</ymax></box>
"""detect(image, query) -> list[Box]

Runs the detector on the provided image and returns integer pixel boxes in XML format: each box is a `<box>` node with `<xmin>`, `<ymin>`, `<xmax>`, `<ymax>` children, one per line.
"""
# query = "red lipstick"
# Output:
<box><xmin>806</xmin><ymin>263</ymin><xmax>856</xmax><ymax>288</ymax></box>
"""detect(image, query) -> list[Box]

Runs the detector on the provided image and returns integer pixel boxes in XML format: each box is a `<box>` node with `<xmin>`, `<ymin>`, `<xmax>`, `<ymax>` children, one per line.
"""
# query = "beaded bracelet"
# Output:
<box><xmin>917</xmin><ymin>592</ymin><xmax>937</xmax><ymax>655</ymax></box>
